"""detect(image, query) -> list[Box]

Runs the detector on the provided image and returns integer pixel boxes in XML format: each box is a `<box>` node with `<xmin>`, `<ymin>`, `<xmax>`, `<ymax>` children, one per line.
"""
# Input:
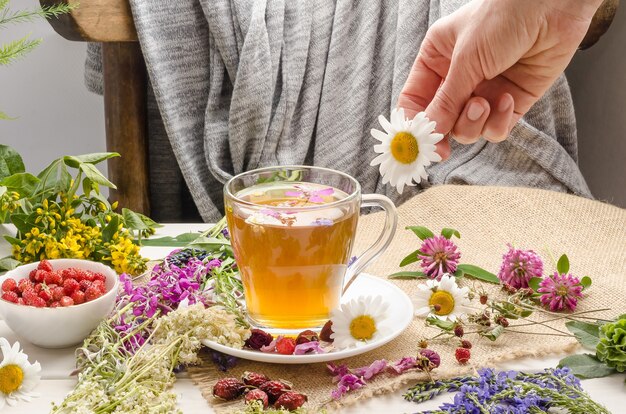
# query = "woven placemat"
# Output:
<box><xmin>188</xmin><ymin>185</ymin><xmax>626</xmax><ymax>413</ymax></box>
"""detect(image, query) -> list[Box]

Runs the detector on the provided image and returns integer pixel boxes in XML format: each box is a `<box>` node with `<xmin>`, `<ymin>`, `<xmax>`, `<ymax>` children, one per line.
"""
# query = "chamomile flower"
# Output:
<box><xmin>330</xmin><ymin>295</ymin><xmax>390</xmax><ymax>349</ymax></box>
<box><xmin>414</xmin><ymin>274</ymin><xmax>471</xmax><ymax>321</ymax></box>
<box><xmin>0</xmin><ymin>338</ymin><xmax>41</xmax><ymax>410</ymax></box>
<box><xmin>370</xmin><ymin>108</ymin><xmax>443</xmax><ymax>194</ymax></box>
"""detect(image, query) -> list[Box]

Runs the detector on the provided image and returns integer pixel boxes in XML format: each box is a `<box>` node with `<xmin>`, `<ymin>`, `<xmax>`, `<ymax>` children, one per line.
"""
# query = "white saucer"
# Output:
<box><xmin>201</xmin><ymin>273</ymin><xmax>414</xmax><ymax>364</ymax></box>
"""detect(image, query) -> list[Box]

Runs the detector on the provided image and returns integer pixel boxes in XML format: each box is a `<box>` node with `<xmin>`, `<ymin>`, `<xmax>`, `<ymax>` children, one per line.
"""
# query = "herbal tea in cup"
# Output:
<box><xmin>224</xmin><ymin>166</ymin><xmax>397</xmax><ymax>330</ymax></box>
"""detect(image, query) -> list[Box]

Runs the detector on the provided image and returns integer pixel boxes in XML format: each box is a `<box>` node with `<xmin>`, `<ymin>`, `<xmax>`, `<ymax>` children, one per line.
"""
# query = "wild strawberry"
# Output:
<box><xmin>242</xmin><ymin>371</ymin><xmax>270</xmax><ymax>388</ymax></box>
<box><xmin>85</xmin><ymin>286</ymin><xmax>102</xmax><ymax>302</ymax></box>
<box><xmin>245</xmin><ymin>389</ymin><xmax>269</xmax><ymax>408</ymax></box>
<box><xmin>455</xmin><ymin>347</ymin><xmax>471</xmax><ymax>364</ymax></box>
<box><xmin>30</xmin><ymin>297</ymin><xmax>46</xmax><ymax>308</ymax></box>
<box><xmin>276</xmin><ymin>337</ymin><xmax>296</xmax><ymax>355</ymax></box>
<box><xmin>1</xmin><ymin>278</ymin><xmax>17</xmax><ymax>292</ymax></box>
<box><xmin>93</xmin><ymin>273</ymin><xmax>106</xmax><ymax>283</ymax></box>
<box><xmin>80</xmin><ymin>271</ymin><xmax>95</xmax><ymax>282</ymax></box>
<box><xmin>50</xmin><ymin>301</ymin><xmax>60</xmax><ymax>308</ymax></box>
<box><xmin>71</xmin><ymin>290</ymin><xmax>85</xmax><ymax>305</ymax></box>
<box><xmin>63</xmin><ymin>278</ymin><xmax>80</xmax><ymax>295</ymax></box>
<box><xmin>60</xmin><ymin>296</ymin><xmax>74</xmax><ymax>307</ymax></box>
<box><xmin>212</xmin><ymin>378</ymin><xmax>244</xmax><ymax>401</ymax></box>
<box><xmin>38</xmin><ymin>288</ymin><xmax>52</xmax><ymax>303</ymax></box>
<box><xmin>62</xmin><ymin>268</ymin><xmax>79</xmax><ymax>280</ymax></box>
<box><xmin>17</xmin><ymin>298</ymin><xmax>25</xmax><ymax>305</ymax></box>
<box><xmin>320</xmin><ymin>320</ymin><xmax>334</xmax><ymax>342</ymax></box>
<box><xmin>461</xmin><ymin>340</ymin><xmax>472</xmax><ymax>349</ymax></box>
<box><xmin>52</xmin><ymin>286</ymin><xmax>65</xmax><ymax>301</ymax></box>
<box><xmin>453</xmin><ymin>324</ymin><xmax>464</xmax><ymax>337</ymax></box>
<box><xmin>495</xmin><ymin>316</ymin><xmax>509</xmax><ymax>327</ymax></box>
<box><xmin>92</xmin><ymin>279</ymin><xmax>106</xmax><ymax>294</ymax></box>
<box><xmin>296</xmin><ymin>330</ymin><xmax>319</xmax><ymax>345</ymax></box>
<box><xmin>32</xmin><ymin>269</ymin><xmax>47</xmax><ymax>283</ymax></box>
<box><xmin>17</xmin><ymin>278</ymin><xmax>34</xmax><ymax>293</ymax></box>
<box><xmin>29</xmin><ymin>269</ymin><xmax>38</xmax><ymax>282</ymax></box>
<box><xmin>1</xmin><ymin>291</ymin><xmax>19</xmax><ymax>303</ymax></box>
<box><xmin>79</xmin><ymin>280</ymin><xmax>93</xmax><ymax>291</ymax></box>
<box><xmin>44</xmin><ymin>271</ymin><xmax>63</xmax><ymax>285</ymax></box>
<box><xmin>274</xmin><ymin>392</ymin><xmax>307</xmax><ymax>410</ymax></box>
<box><xmin>34</xmin><ymin>283</ymin><xmax>44</xmax><ymax>293</ymax></box>
<box><xmin>38</xmin><ymin>259</ymin><xmax>53</xmax><ymax>272</ymax></box>
<box><xmin>479</xmin><ymin>294</ymin><xmax>488</xmax><ymax>305</ymax></box>
<box><xmin>259</xmin><ymin>380</ymin><xmax>291</xmax><ymax>403</ymax></box>
<box><xmin>22</xmin><ymin>288</ymin><xmax>38</xmax><ymax>303</ymax></box>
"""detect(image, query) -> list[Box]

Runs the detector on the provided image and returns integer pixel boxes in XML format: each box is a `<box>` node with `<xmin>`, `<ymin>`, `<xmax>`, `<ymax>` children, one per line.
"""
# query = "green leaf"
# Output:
<box><xmin>63</xmin><ymin>152</ymin><xmax>120</xmax><ymax>168</ymax></box>
<box><xmin>0</xmin><ymin>172</ymin><xmax>39</xmax><ymax>197</ymax></box>
<box><xmin>565</xmin><ymin>321</ymin><xmax>601</xmax><ymax>350</ymax></box>
<box><xmin>0</xmin><ymin>145</ymin><xmax>25</xmax><ymax>180</ymax></box>
<box><xmin>3</xmin><ymin>235</ymin><xmax>21</xmax><ymax>246</ymax></box>
<box><xmin>35</xmin><ymin>159</ymin><xmax>71</xmax><ymax>196</ymax></box>
<box><xmin>456</xmin><ymin>264</ymin><xmax>500</xmax><ymax>284</ymax></box>
<box><xmin>557</xmin><ymin>254</ymin><xmax>570</xmax><ymax>275</ymax></box>
<box><xmin>406</xmin><ymin>226</ymin><xmax>434</xmax><ymax>240</ymax></box>
<box><xmin>135</xmin><ymin>212</ymin><xmax>162</xmax><ymax>228</ymax></box>
<box><xmin>140</xmin><ymin>233</ymin><xmax>204</xmax><ymax>247</ymax></box>
<box><xmin>79</xmin><ymin>163</ymin><xmax>116</xmax><ymax>189</ymax></box>
<box><xmin>388</xmin><ymin>271</ymin><xmax>427</xmax><ymax>280</ymax></box>
<box><xmin>482</xmin><ymin>325</ymin><xmax>504</xmax><ymax>341</ymax></box>
<box><xmin>82</xmin><ymin>177</ymin><xmax>93</xmax><ymax>196</ymax></box>
<box><xmin>101</xmin><ymin>215</ymin><xmax>121</xmax><ymax>243</ymax></box>
<box><xmin>580</xmin><ymin>276</ymin><xmax>592</xmax><ymax>290</ymax></box>
<box><xmin>440</xmin><ymin>227</ymin><xmax>461</xmax><ymax>239</ymax></box>
<box><xmin>9</xmin><ymin>213</ymin><xmax>35</xmax><ymax>234</ymax></box>
<box><xmin>452</xmin><ymin>268</ymin><xmax>465</xmax><ymax>278</ymax></box>
<box><xmin>399</xmin><ymin>249</ymin><xmax>422</xmax><ymax>267</ymax></box>
<box><xmin>528</xmin><ymin>277</ymin><xmax>542</xmax><ymax>291</ymax></box>
<box><xmin>558</xmin><ymin>354</ymin><xmax>616</xmax><ymax>379</ymax></box>
<box><xmin>0</xmin><ymin>257</ymin><xmax>20</xmax><ymax>272</ymax></box>
<box><xmin>426</xmin><ymin>317</ymin><xmax>456</xmax><ymax>331</ymax></box>
<box><xmin>122</xmin><ymin>208</ymin><xmax>149</xmax><ymax>231</ymax></box>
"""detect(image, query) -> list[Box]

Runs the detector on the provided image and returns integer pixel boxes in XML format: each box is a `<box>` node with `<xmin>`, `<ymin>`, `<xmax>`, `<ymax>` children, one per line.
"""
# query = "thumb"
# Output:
<box><xmin>425</xmin><ymin>51</ymin><xmax>482</xmax><ymax>135</ymax></box>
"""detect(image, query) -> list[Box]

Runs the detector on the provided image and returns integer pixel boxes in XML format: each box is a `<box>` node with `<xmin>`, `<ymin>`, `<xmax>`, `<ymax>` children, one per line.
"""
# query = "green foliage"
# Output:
<box><xmin>399</xmin><ymin>248</ymin><xmax>422</xmax><ymax>267</ymax></box>
<box><xmin>557</xmin><ymin>253</ymin><xmax>570</xmax><ymax>274</ymax></box>
<box><xmin>558</xmin><ymin>354</ymin><xmax>616</xmax><ymax>379</ymax></box>
<box><xmin>565</xmin><ymin>320</ymin><xmax>601</xmax><ymax>350</ymax></box>
<box><xmin>406</xmin><ymin>225</ymin><xmax>434</xmax><ymax>240</ymax></box>
<box><xmin>440</xmin><ymin>227</ymin><xmax>460</xmax><ymax>239</ymax></box>
<box><xmin>456</xmin><ymin>264</ymin><xmax>500</xmax><ymax>284</ymax></box>
<box><xmin>596</xmin><ymin>315</ymin><xmax>626</xmax><ymax>373</ymax></box>
<box><xmin>0</xmin><ymin>144</ymin><xmax>25</xmax><ymax>179</ymax></box>
<box><xmin>388</xmin><ymin>270</ymin><xmax>427</xmax><ymax>280</ymax></box>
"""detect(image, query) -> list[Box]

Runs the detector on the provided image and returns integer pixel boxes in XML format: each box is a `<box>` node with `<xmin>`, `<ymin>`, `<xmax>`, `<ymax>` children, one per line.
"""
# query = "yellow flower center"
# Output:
<box><xmin>0</xmin><ymin>364</ymin><xmax>24</xmax><ymax>394</ymax></box>
<box><xmin>349</xmin><ymin>315</ymin><xmax>377</xmax><ymax>340</ymax></box>
<box><xmin>390</xmin><ymin>132</ymin><xmax>419</xmax><ymax>164</ymax></box>
<box><xmin>429</xmin><ymin>290</ymin><xmax>455</xmax><ymax>316</ymax></box>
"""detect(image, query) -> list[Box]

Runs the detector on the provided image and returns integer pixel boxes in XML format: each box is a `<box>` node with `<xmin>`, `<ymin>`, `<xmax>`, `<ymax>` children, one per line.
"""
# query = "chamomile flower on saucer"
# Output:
<box><xmin>370</xmin><ymin>108</ymin><xmax>444</xmax><ymax>194</ymax></box>
<box><xmin>330</xmin><ymin>295</ymin><xmax>390</xmax><ymax>349</ymax></box>
<box><xmin>0</xmin><ymin>338</ymin><xmax>41</xmax><ymax>410</ymax></box>
<box><xmin>414</xmin><ymin>274</ymin><xmax>471</xmax><ymax>321</ymax></box>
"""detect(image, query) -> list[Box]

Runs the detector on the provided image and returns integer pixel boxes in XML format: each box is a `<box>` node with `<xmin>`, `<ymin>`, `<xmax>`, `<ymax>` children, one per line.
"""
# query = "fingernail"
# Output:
<box><xmin>498</xmin><ymin>95</ymin><xmax>513</xmax><ymax>112</ymax></box>
<box><xmin>467</xmin><ymin>102</ymin><xmax>485</xmax><ymax>121</ymax></box>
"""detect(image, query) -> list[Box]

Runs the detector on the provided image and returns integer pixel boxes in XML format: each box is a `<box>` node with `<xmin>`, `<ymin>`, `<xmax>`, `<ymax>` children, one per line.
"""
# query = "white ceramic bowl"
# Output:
<box><xmin>0</xmin><ymin>259</ymin><xmax>119</xmax><ymax>348</ymax></box>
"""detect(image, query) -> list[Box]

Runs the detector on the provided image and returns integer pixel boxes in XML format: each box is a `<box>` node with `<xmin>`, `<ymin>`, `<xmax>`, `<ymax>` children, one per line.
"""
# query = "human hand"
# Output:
<box><xmin>398</xmin><ymin>0</ymin><xmax>603</xmax><ymax>159</ymax></box>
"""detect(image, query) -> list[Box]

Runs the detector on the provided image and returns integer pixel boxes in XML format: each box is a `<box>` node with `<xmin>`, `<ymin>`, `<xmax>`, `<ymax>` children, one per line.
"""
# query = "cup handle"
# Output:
<box><xmin>343</xmin><ymin>193</ymin><xmax>398</xmax><ymax>294</ymax></box>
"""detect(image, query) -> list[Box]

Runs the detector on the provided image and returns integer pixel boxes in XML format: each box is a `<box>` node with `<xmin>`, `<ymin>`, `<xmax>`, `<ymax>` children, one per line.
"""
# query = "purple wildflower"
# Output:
<box><xmin>210</xmin><ymin>350</ymin><xmax>238</xmax><ymax>372</ymax></box>
<box><xmin>331</xmin><ymin>374</ymin><xmax>365</xmax><ymax>400</ymax></box>
<box><xmin>537</xmin><ymin>272</ymin><xmax>583</xmax><ymax>311</ymax></box>
<box><xmin>389</xmin><ymin>357</ymin><xmax>417</xmax><ymax>374</ymax></box>
<box><xmin>293</xmin><ymin>341</ymin><xmax>326</xmax><ymax>355</ymax></box>
<box><xmin>352</xmin><ymin>359</ymin><xmax>387</xmax><ymax>380</ymax></box>
<box><xmin>418</xmin><ymin>235</ymin><xmax>461</xmax><ymax>279</ymax></box>
<box><xmin>327</xmin><ymin>363</ymin><xmax>351</xmax><ymax>382</ymax></box>
<box><xmin>497</xmin><ymin>244</ymin><xmax>543</xmax><ymax>289</ymax></box>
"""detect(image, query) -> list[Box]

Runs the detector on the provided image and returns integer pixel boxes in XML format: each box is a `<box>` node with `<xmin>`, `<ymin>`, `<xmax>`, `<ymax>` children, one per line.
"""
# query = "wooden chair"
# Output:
<box><xmin>40</xmin><ymin>0</ymin><xmax>620</xmax><ymax>215</ymax></box>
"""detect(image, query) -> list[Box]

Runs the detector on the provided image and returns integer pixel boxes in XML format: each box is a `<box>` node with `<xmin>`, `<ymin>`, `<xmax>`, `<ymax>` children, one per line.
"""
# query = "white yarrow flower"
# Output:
<box><xmin>330</xmin><ymin>295</ymin><xmax>391</xmax><ymax>349</ymax></box>
<box><xmin>370</xmin><ymin>108</ymin><xmax>444</xmax><ymax>194</ymax></box>
<box><xmin>414</xmin><ymin>273</ymin><xmax>472</xmax><ymax>321</ymax></box>
<box><xmin>0</xmin><ymin>338</ymin><xmax>41</xmax><ymax>410</ymax></box>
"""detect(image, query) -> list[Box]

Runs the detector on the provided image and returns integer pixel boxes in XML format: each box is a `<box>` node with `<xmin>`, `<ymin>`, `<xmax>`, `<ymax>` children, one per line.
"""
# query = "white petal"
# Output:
<box><xmin>371</xmin><ymin>128</ymin><xmax>390</xmax><ymax>142</ymax></box>
<box><xmin>370</xmin><ymin>152</ymin><xmax>388</xmax><ymax>166</ymax></box>
<box><xmin>378</xmin><ymin>114</ymin><xmax>394</xmax><ymax>134</ymax></box>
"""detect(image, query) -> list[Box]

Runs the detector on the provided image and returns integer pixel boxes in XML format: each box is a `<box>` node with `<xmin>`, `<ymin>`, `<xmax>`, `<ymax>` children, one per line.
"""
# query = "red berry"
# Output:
<box><xmin>71</xmin><ymin>290</ymin><xmax>85</xmax><ymax>305</ymax></box>
<box><xmin>455</xmin><ymin>347</ymin><xmax>471</xmax><ymax>364</ymax></box>
<box><xmin>60</xmin><ymin>296</ymin><xmax>74</xmax><ymax>307</ymax></box>
<box><xmin>38</xmin><ymin>259</ymin><xmax>53</xmax><ymax>272</ymax></box>
<box><xmin>80</xmin><ymin>271</ymin><xmax>95</xmax><ymax>282</ymax></box>
<box><xmin>33</xmin><ymin>269</ymin><xmax>47</xmax><ymax>283</ymax></box>
<box><xmin>63</xmin><ymin>278</ymin><xmax>80</xmax><ymax>295</ymax></box>
<box><xmin>22</xmin><ymin>288</ymin><xmax>38</xmax><ymax>303</ymax></box>
<box><xmin>31</xmin><ymin>297</ymin><xmax>46</xmax><ymax>307</ymax></box>
<box><xmin>93</xmin><ymin>273</ymin><xmax>106</xmax><ymax>283</ymax></box>
<box><xmin>274</xmin><ymin>392</ymin><xmax>307</xmax><ymax>410</ymax></box>
<box><xmin>38</xmin><ymin>288</ymin><xmax>52</xmax><ymax>303</ymax></box>
<box><xmin>17</xmin><ymin>298</ymin><xmax>25</xmax><ymax>305</ymax></box>
<box><xmin>461</xmin><ymin>340</ymin><xmax>472</xmax><ymax>349</ymax></box>
<box><xmin>1</xmin><ymin>291</ymin><xmax>19</xmax><ymax>303</ymax></box>
<box><xmin>1</xmin><ymin>278</ymin><xmax>17</xmax><ymax>292</ymax></box>
<box><xmin>242</xmin><ymin>371</ymin><xmax>271</xmax><ymax>388</ymax></box>
<box><xmin>212</xmin><ymin>378</ymin><xmax>244</xmax><ymax>401</ymax></box>
<box><xmin>79</xmin><ymin>280</ymin><xmax>93</xmax><ymax>291</ymax></box>
<box><xmin>44</xmin><ymin>271</ymin><xmax>62</xmax><ymax>285</ymax></box>
<box><xmin>245</xmin><ymin>389</ymin><xmax>269</xmax><ymax>409</ymax></box>
<box><xmin>29</xmin><ymin>269</ymin><xmax>38</xmax><ymax>282</ymax></box>
<box><xmin>84</xmin><ymin>285</ymin><xmax>102</xmax><ymax>302</ymax></box>
<box><xmin>275</xmin><ymin>337</ymin><xmax>296</xmax><ymax>355</ymax></box>
<box><xmin>259</xmin><ymin>380</ymin><xmax>291</xmax><ymax>404</ymax></box>
<box><xmin>92</xmin><ymin>279</ymin><xmax>106</xmax><ymax>294</ymax></box>
<box><xmin>62</xmin><ymin>268</ymin><xmax>79</xmax><ymax>280</ymax></box>
<box><xmin>454</xmin><ymin>324</ymin><xmax>464</xmax><ymax>337</ymax></box>
<box><xmin>34</xmin><ymin>283</ymin><xmax>44</xmax><ymax>293</ymax></box>
<box><xmin>50</xmin><ymin>301</ymin><xmax>60</xmax><ymax>308</ymax></box>
<box><xmin>18</xmin><ymin>278</ymin><xmax>34</xmax><ymax>293</ymax></box>
<box><xmin>52</xmin><ymin>286</ymin><xmax>65</xmax><ymax>301</ymax></box>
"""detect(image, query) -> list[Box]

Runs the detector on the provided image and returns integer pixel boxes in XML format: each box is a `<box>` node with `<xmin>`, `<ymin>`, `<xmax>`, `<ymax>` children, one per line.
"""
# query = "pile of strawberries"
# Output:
<box><xmin>213</xmin><ymin>371</ymin><xmax>307</xmax><ymax>411</ymax></box>
<box><xmin>1</xmin><ymin>260</ymin><xmax>107</xmax><ymax>307</ymax></box>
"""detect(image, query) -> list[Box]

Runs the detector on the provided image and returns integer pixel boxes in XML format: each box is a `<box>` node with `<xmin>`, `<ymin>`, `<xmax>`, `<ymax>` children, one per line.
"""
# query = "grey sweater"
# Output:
<box><xmin>85</xmin><ymin>0</ymin><xmax>591</xmax><ymax>222</ymax></box>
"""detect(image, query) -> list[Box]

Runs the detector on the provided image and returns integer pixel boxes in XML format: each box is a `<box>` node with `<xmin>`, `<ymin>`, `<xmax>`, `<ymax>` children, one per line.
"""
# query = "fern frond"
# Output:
<box><xmin>0</xmin><ymin>35</ymin><xmax>41</xmax><ymax>66</ymax></box>
<box><xmin>0</xmin><ymin>3</ymin><xmax>74</xmax><ymax>27</ymax></box>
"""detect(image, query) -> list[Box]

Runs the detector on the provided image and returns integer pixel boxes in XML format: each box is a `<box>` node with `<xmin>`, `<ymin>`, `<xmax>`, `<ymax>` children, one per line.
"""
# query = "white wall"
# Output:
<box><xmin>1</xmin><ymin>0</ymin><xmax>624</xmax><ymax>207</ymax></box>
<box><xmin>0</xmin><ymin>0</ymin><xmax>106</xmax><ymax>177</ymax></box>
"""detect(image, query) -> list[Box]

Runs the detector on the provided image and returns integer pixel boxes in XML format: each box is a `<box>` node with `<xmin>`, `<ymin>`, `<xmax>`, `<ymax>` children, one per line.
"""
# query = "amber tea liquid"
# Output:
<box><xmin>226</xmin><ymin>182</ymin><xmax>358</xmax><ymax>329</ymax></box>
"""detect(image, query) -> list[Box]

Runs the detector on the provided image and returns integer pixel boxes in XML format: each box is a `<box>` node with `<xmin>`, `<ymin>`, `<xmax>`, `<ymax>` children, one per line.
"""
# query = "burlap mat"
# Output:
<box><xmin>188</xmin><ymin>185</ymin><xmax>626</xmax><ymax>413</ymax></box>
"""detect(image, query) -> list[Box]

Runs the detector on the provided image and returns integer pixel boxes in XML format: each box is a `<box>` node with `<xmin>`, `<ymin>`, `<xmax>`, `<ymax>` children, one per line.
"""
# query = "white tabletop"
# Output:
<box><xmin>0</xmin><ymin>224</ymin><xmax>623</xmax><ymax>413</ymax></box>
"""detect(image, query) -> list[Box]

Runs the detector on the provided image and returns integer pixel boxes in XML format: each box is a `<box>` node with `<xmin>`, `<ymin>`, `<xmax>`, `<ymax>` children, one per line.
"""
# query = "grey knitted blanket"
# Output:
<box><xmin>86</xmin><ymin>0</ymin><xmax>591</xmax><ymax>222</ymax></box>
